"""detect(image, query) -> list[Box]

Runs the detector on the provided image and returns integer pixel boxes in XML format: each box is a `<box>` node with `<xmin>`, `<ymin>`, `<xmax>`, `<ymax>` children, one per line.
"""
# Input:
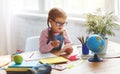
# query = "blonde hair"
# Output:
<box><xmin>47</xmin><ymin>8</ymin><xmax>67</xmax><ymax>27</ymax></box>
<box><xmin>47</xmin><ymin>8</ymin><xmax>67</xmax><ymax>40</ymax></box>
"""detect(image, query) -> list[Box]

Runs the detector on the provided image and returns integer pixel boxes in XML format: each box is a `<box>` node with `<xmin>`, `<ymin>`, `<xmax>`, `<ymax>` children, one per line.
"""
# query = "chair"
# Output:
<box><xmin>25</xmin><ymin>36</ymin><xmax>40</xmax><ymax>52</ymax></box>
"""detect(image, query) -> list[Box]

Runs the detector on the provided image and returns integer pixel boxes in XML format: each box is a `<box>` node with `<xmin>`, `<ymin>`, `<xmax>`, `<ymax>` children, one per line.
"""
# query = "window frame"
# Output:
<box><xmin>42</xmin><ymin>0</ymin><xmax>116</xmax><ymax>17</ymax></box>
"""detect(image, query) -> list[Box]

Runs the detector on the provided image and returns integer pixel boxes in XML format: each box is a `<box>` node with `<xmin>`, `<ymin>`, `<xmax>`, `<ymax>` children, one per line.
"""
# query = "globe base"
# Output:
<box><xmin>88</xmin><ymin>54</ymin><xmax>103</xmax><ymax>62</ymax></box>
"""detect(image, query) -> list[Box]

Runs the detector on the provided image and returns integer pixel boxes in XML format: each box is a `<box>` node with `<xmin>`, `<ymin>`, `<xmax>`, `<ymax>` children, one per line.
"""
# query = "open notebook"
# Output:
<box><xmin>22</xmin><ymin>51</ymin><xmax>56</xmax><ymax>61</ymax></box>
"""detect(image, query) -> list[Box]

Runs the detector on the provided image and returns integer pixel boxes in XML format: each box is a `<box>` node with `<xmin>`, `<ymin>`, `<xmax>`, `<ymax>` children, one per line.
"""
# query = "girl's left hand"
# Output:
<box><xmin>65</xmin><ymin>47</ymin><xmax>73</xmax><ymax>54</ymax></box>
<box><xmin>60</xmin><ymin>43</ymin><xmax>73</xmax><ymax>52</ymax></box>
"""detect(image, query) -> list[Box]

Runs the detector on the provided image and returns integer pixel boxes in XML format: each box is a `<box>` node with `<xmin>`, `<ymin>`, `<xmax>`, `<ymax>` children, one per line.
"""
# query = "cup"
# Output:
<box><xmin>82</xmin><ymin>43</ymin><xmax>89</xmax><ymax>55</ymax></box>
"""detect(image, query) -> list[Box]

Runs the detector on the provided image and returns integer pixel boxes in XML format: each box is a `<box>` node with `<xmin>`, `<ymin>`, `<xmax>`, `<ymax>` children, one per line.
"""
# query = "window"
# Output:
<box><xmin>45</xmin><ymin>0</ymin><xmax>106</xmax><ymax>15</ymax></box>
<box><xmin>10</xmin><ymin>0</ymin><xmax>118</xmax><ymax>17</ymax></box>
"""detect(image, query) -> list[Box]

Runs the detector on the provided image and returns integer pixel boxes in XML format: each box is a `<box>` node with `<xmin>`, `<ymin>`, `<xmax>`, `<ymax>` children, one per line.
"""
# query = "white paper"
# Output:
<box><xmin>22</xmin><ymin>51</ymin><xmax>56</xmax><ymax>61</ymax></box>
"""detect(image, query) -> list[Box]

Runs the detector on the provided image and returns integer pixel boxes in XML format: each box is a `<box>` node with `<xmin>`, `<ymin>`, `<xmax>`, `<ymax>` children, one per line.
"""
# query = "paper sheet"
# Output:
<box><xmin>22</xmin><ymin>51</ymin><xmax>56</xmax><ymax>61</ymax></box>
<box><xmin>0</xmin><ymin>55</ymin><xmax>11</xmax><ymax>67</ymax></box>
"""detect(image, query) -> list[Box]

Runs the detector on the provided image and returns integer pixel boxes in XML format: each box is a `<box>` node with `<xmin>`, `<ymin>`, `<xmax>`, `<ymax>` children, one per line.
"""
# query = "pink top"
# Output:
<box><xmin>39</xmin><ymin>28</ymin><xmax>72</xmax><ymax>53</ymax></box>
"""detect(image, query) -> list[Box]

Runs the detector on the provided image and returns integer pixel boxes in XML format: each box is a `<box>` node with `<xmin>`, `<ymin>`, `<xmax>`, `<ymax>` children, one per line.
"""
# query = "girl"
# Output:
<box><xmin>39</xmin><ymin>8</ymin><xmax>73</xmax><ymax>54</ymax></box>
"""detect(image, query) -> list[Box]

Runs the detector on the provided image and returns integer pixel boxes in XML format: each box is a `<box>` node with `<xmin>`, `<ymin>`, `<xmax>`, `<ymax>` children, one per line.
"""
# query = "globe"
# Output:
<box><xmin>86</xmin><ymin>34</ymin><xmax>105</xmax><ymax>62</ymax></box>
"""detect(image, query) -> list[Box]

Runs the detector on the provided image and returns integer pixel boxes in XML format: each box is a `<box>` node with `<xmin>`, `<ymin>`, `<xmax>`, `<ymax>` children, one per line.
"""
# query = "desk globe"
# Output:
<box><xmin>86</xmin><ymin>35</ymin><xmax>105</xmax><ymax>62</ymax></box>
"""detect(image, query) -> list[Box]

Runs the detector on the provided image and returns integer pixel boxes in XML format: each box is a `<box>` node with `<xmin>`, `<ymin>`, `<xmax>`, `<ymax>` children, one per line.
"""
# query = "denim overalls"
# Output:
<box><xmin>47</xmin><ymin>31</ymin><xmax>64</xmax><ymax>50</ymax></box>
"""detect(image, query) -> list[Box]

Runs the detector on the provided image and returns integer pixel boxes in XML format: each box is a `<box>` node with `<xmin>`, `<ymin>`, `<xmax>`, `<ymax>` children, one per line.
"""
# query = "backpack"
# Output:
<box><xmin>27</xmin><ymin>63</ymin><xmax>52</xmax><ymax>74</ymax></box>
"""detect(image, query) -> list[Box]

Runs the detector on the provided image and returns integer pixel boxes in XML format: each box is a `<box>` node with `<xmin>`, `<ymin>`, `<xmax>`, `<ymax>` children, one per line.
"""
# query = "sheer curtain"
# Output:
<box><xmin>0</xmin><ymin>0</ymin><xmax>17</xmax><ymax>55</ymax></box>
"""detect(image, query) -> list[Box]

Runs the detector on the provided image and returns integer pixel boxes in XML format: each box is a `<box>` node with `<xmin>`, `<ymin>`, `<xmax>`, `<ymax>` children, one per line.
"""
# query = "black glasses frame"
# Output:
<box><xmin>52</xmin><ymin>19</ymin><xmax>68</xmax><ymax>26</ymax></box>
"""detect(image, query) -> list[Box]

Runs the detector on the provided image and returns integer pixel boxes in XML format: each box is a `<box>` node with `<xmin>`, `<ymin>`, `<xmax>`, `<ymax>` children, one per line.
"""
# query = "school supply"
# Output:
<box><xmin>39</xmin><ymin>56</ymin><xmax>69</xmax><ymax>64</ymax></box>
<box><xmin>51</xmin><ymin>64</ymin><xmax>66</xmax><ymax>71</ymax></box>
<box><xmin>7</xmin><ymin>58</ymin><xmax>52</xmax><ymax>74</ymax></box>
<box><xmin>27</xmin><ymin>63</ymin><xmax>52</xmax><ymax>74</ymax></box>
<box><xmin>22</xmin><ymin>51</ymin><xmax>56</xmax><ymax>61</ymax></box>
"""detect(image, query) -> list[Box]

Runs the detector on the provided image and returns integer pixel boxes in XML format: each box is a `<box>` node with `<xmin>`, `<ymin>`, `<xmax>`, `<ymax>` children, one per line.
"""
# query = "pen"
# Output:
<box><xmin>29</xmin><ymin>53</ymin><xmax>34</xmax><ymax>58</ymax></box>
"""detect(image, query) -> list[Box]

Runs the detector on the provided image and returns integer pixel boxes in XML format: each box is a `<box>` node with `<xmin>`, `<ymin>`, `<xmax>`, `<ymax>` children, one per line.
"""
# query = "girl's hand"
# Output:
<box><xmin>60</xmin><ymin>43</ymin><xmax>73</xmax><ymax>52</ymax></box>
<box><xmin>51</xmin><ymin>40</ymin><xmax>60</xmax><ymax>48</ymax></box>
<box><xmin>65</xmin><ymin>47</ymin><xmax>73</xmax><ymax>54</ymax></box>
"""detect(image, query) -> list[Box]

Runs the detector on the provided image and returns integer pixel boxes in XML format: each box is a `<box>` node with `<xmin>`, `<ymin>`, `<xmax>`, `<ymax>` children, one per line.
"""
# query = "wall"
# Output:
<box><xmin>13</xmin><ymin>14</ymin><xmax>120</xmax><ymax>51</ymax></box>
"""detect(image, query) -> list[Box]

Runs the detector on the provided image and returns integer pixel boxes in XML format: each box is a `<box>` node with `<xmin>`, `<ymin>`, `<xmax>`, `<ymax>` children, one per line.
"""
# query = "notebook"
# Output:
<box><xmin>22</xmin><ymin>51</ymin><xmax>56</xmax><ymax>61</ymax></box>
<box><xmin>39</xmin><ymin>57</ymin><xmax>69</xmax><ymax>64</ymax></box>
<box><xmin>8</xmin><ymin>61</ymin><xmax>41</xmax><ymax>68</ymax></box>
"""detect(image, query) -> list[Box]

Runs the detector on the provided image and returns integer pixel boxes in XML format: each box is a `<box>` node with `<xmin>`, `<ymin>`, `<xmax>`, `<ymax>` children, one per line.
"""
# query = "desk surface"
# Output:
<box><xmin>52</xmin><ymin>41</ymin><xmax>120</xmax><ymax>74</ymax></box>
<box><xmin>1</xmin><ymin>41</ymin><xmax>120</xmax><ymax>74</ymax></box>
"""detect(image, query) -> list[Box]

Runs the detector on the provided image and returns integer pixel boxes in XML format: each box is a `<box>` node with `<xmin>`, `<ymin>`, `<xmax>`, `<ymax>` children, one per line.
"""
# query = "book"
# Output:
<box><xmin>8</xmin><ymin>61</ymin><xmax>41</xmax><ymax>68</ymax></box>
<box><xmin>6</xmin><ymin>67</ymin><xmax>30</xmax><ymax>72</ymax></box>
<box><xmin>39</xmin><ymin>56</ymin><xmax>69</xmax><ymax>64</ymax></box>
<box><xmin>0</xmin><ymin>55</ymin><xmax>11</xmax><ymax>67</ymax></box>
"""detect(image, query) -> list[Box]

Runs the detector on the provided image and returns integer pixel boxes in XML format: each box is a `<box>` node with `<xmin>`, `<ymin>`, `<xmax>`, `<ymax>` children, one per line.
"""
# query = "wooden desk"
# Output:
<box><xmin>0</xmin><ymin>41</ymin><xmax>120</xmax><ymax>74</ymax></box>
<box><xmin>51</xmin><ymin>58</ymin><xmax>120</xmax><ymax>74</ymax></box>
<box><xmin>51</xmin><ymin>41</ymin><xmax>120</xmax><ymax>74</ymax></box>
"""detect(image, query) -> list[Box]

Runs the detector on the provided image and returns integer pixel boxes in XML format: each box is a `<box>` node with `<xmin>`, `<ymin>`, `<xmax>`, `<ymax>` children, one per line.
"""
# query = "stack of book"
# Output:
<box><xmin>6</xmin><ymin>61</ymin><xmax>40</xmax><ymax>74</ymax></box>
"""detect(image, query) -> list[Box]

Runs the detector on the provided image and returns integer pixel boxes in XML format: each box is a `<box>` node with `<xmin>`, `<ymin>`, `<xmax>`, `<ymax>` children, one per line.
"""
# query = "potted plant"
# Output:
<box><xmin>85</xmin><ymin>8</ymin><xmax>119</xmax><ymax>38</ymax></box>
<box><xmin>85</xmin><ymin>8</ymin><xmax>119</xmax><ymax>54</ymax></box>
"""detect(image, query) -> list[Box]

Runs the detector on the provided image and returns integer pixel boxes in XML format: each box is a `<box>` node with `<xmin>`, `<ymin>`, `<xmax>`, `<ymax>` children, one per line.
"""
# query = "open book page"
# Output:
<box><xmin>0</xmin><ymin>55</ymin><xmax>11</xmax><ymax>67</ymax></box>
<box><xmin>21</xmin><ymin>51</ymin><xmax>56</xmax><ymax>61</ymax></box>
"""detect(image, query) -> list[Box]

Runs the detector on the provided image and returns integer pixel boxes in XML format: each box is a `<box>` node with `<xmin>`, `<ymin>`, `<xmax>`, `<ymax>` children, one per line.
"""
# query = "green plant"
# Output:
<box><xmin>85</xmin><ymin>9</ymin><xmax>119</xmax><ymax>38</ymax></box>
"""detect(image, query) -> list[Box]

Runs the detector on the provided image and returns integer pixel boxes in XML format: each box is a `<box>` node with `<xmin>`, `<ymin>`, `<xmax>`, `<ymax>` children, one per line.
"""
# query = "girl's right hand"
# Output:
<box><xmin>51</xmin><ymin>40</ymin><xmax>60</xmax><ymax>48</ymax></box>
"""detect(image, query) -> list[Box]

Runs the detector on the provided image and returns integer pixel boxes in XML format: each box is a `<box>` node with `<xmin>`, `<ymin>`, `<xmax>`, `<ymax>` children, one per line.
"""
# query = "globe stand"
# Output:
<box><xmin>88</xmin><ymin>54</ymin><xmax>103</xmax><ymax>62</ymax></box>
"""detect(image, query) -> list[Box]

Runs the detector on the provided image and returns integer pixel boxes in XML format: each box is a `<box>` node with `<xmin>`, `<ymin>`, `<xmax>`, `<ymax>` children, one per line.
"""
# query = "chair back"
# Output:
<box><xmin>25</xmin><ymin>36</ymin><xmax>39</xmax><ymax>52</ymax></box>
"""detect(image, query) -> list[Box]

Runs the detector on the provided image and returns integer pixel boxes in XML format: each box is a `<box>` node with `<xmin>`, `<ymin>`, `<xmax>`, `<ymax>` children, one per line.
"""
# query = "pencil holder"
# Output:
<box><xmin>82</xmin><ymin>43</ymin><xmax>89</xmax><ymax>55</ymax></box>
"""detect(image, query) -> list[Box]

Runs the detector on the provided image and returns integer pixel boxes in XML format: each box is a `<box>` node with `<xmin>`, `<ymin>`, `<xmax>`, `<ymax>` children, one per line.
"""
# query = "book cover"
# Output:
<box><xmin>8</xmin><ymin>61</ymin><xmax>41</xmax><ymax>68</ymax></box>
<box><xmin>39</xmin><ymin>57</ymin><xmax>69</xmax><ymax>64</ymax></box>
<box><xmin>6</xmin><ymin>67</ymin><xmax>30</xmax><ymax>72</ymax></box>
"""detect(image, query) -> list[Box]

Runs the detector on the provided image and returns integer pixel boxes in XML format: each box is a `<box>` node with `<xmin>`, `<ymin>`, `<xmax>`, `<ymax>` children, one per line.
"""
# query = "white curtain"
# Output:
<box><xmin>0</xmin><ymin>0</ymin><xmax>17</xmax><ymax>55</ymax></box>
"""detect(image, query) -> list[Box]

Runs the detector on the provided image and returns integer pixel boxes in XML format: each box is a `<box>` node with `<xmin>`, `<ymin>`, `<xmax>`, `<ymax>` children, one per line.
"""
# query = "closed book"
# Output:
<box><xmin>39</xmin><ymin>56</ymin><xmax>69</xmax><ymax>64</ymax></box>
<box><xmin>6</xmin><ymin>67</ymin><xmax>30</xmax><ymax>72</ymax></box>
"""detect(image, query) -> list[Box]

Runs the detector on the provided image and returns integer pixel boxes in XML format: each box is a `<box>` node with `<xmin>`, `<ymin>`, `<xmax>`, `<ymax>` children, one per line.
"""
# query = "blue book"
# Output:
<box><xmin>8</xmin><ymin>61</ymin><xmax>41</xmax><ymax>68</ymax></box>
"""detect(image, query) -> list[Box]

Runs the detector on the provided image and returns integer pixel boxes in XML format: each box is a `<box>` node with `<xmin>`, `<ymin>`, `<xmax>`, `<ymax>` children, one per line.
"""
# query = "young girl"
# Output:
<box><xmin>39</xmin><ymin>8</ymin><xmax>73</xmax><ymax>54</ymax></box>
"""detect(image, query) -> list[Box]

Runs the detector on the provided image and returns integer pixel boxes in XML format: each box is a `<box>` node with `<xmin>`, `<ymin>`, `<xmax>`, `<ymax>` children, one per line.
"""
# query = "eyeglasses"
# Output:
<box><xmin>52</xmin><ymin>19</ymin><xmax>68</xmax><ymax>26</ymax></box>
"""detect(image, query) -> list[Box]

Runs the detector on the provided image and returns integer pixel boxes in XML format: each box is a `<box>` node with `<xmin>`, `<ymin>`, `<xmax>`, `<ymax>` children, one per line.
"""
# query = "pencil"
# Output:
<box><xmin>78</xmin><ymin>37</ymin><xmax>83</xmax><ymax>45</ymax></box>
<box><xmin>29</xmin><ymin>53</ymin><xmax>34</xmax><ymax>58</ymax></box>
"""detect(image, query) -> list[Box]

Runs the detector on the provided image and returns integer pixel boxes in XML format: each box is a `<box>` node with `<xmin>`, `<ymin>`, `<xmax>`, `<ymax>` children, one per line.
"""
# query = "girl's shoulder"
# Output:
<box><xmin>41</xmin><ymin>28</ymin><xmax>49</xmax><ymax>36</ymax></box>
<box><xmin>42</xmin><ymin>28</ymin><xmax>49</xmax><ymax>33</ymax></box>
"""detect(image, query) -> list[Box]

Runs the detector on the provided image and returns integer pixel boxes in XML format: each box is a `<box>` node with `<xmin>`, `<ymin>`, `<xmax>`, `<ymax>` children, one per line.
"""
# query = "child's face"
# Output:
<box><xmin>50</xmin><ymin>17</ymin><xmax>67</xmax><ymax>33</ymax></box>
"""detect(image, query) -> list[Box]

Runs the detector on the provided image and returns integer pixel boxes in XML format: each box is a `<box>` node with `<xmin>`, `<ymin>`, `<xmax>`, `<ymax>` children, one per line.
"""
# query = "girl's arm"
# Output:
<box><xmin>63</xmin><ymin>30</ymin><xmax>72</xmax><ymax>44</ymax></box>
<box><xmin>39</xmin><ymin>29</ymin><xmax>54</xmax><ymax>53</ymax></box>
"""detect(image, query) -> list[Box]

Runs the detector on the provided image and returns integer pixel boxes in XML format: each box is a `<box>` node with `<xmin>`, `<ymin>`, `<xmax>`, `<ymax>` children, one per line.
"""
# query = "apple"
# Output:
<box><xmin>13</xmin><ymin>54</ymin><xmax>23</xmax><ymax>64</ymax></box>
